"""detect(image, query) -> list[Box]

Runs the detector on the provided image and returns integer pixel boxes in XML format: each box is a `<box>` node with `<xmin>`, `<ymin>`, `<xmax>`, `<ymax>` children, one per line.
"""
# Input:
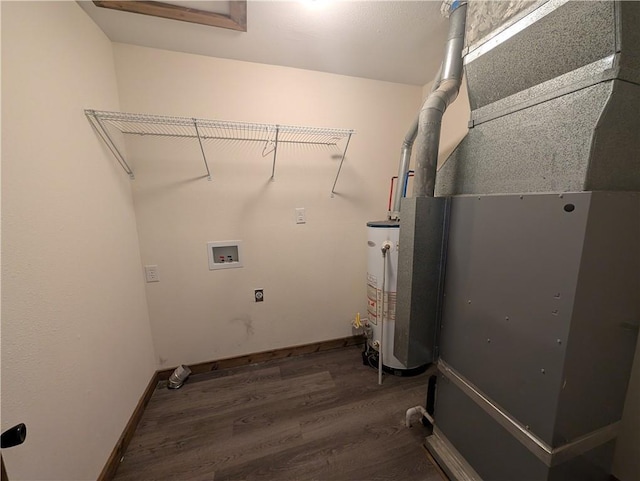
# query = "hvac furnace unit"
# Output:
<box><xmin>388</xmin><ymin>1</ymin><xmax>640</xmax><ymax>480</ymax></box>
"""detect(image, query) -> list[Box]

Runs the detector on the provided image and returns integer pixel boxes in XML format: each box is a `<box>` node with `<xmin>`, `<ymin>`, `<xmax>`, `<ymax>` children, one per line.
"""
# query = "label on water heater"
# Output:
<box><xmin>367</xmin><ymin>276</ymin><xmax>378</xmax><ymax>325</ymax></box>
<box><xmin>366</xmin><ymin>272</ymin><xmax>396</xmax><ymax>326</ymax></box>
<box><xmin>386</xmin><ymin>291</ymin><xmax>397</xmax><ymax>321</ymax></box>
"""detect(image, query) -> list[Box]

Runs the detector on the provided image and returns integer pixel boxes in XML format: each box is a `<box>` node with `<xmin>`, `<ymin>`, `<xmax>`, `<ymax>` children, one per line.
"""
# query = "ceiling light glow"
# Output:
<box><xmin>302</xmin><ymin>0</ymin><xmax>328</xmax><ymax>10</ymax></box>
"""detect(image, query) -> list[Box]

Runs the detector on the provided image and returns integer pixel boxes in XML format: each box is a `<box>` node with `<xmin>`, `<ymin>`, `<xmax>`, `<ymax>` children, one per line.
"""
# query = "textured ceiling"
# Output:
<box><xmin>78</xmin><ymin>1</ymin><xmax>449</xmax><ymax>86</ymax></box>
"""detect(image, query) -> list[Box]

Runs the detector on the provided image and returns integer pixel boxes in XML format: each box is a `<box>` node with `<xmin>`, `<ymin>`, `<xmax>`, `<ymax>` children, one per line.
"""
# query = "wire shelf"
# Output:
<box><xmin>85</xmin><ymin>110</ymin><xmax>354</xmax><ymax>195</ymax></box>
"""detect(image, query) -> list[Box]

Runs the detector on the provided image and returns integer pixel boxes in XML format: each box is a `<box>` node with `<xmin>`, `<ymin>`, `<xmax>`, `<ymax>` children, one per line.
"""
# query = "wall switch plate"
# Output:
<box><xmin>295</xmin><ymin>208</ymin><xmax>306</xmax><ymax>224</ymax></box>
<box><xmin>145</xmin><ymin>265</ymin><xmax>160</xmax><ymax>282</ymax></box>
<box><xmin>254</xmin><ymin>289</ymin><xmax>264</xmax><ymax>302</ymax></box>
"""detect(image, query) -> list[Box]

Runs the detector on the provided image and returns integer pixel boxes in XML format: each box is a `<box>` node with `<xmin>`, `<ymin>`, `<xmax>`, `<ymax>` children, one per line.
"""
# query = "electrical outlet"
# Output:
<box><xmin>145</xmin><ymin>265</ymin><xmax>160</xmax><ymax>283</ymax></box>
<box><xmin>295</xmin><ymin>207</ymin><xmax>306</xmax><ymax>224</ymax></box>
<box><xmin>254</xmin><ymin>289</ymin><xmax>264</xmax><ymax>302</ymax></box>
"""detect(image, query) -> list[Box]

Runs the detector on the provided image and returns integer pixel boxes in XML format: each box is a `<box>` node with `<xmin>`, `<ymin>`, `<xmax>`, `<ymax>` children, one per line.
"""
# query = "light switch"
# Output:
<box><xmin>145</xmin><ymin>265</ymin><xmax>160</xmax><ymax>283</ymax></box>
<box><xmin>295</xmin><ymin>208</ymin><xmax>306</xmax><ymax>224</ymax></box>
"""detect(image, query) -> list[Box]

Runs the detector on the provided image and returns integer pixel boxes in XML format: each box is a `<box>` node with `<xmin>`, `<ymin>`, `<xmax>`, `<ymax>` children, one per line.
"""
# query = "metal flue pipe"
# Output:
<box><xmin>413</xmin><ymin>2</ymin><xmax>467</xmax><ymax>198</ymax></box>
<box><xmin>390</xmin><ymin>65</ymin><xmax>442</xmax><ymax>220</ymax></box>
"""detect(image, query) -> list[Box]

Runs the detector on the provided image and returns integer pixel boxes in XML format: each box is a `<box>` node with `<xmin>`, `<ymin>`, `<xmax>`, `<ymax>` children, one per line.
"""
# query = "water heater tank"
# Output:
<box><xmin>366</xmin><ymin>220</ymin><xmax>408</xmax><ymax>370</ymax></box>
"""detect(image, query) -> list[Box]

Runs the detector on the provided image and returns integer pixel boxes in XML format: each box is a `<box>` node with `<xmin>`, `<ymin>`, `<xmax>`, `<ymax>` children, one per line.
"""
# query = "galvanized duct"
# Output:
<box><xmin>412</xmin><ymin>3</ymin><xmax>467</xmax><ymax>198</ymax></box>
<box><xmin>391</xmin><ymin>2</ymin><xmax>466</xmax><ymax>216</ymax></box>
<box><xmin>390</xmin><ymin>65</ymin><xmax>442</xmax><ymax>220</ymax></box>
<box><xmin>392</xmin><ymin>1</ymin><xmax>467</xmax><ymax>369</ymax></box>
<box><xmin>436</xmin><ymin>0</ymin><xmax>640</xmax><ymax>196</ymax></box>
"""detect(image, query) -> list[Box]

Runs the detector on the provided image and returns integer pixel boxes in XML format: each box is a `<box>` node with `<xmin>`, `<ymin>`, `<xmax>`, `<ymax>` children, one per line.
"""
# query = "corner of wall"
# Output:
<box><xmin>1</xmin><ymin>2</ymin><xmax>156</xmax><ymax>479</ymax></box>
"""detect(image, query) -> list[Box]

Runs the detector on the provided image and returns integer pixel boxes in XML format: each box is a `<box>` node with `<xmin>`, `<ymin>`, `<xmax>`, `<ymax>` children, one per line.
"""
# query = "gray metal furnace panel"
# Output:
<box><xmin>394</xmin><ymin>196</ymin><xmax>448</xmax><ymax>367</ymax></box>
<box><xmin>470</xmin><ymin>54</ymin><xmax>616</xmax><ymax>128</ymax></box>
<box><xmin>435</xmin><ymin>375</ymin><xmax>548</xmax><ymax>481</ymax></box>
<box><xmin>586</xmin><ymin>81</ymin><xmax>640</xmax><ymax>192</ymax></box>
<box><xmin>554</xmin><ymin>192</ymin><xmax>640</xmax><ymax>444</ymax></box>
<box><xmin>619</xmin><ymin>1</ymin><xmax>640</xmax><ymax>84</ymax></box>
<box><xmin>435</xmin><ymin>82</ymin><xmax>613</xmax><ymax>196</ymax></box>
<box><xmin>434</xmin><ymin>373</ymin><xmax>613</xmax><ymax>481</ymax></box>
<box><xmin>439</xmin><ymin>193</ymin><xmax>591</xmax><ymax>445</ymax></box>
<box><xmin>434</xmin><ymin>372</ymin><xmax>551</xmax><ymax>481</ymax></box>
<box><xmin>465</xmin><ymin>0</ymin><xmax>615</xmax><ymax>110</ymax></box>
<box><xmin>547</xmin><ymin>441</ymin><xmax>615</xmax><ymax>481</ymax></box>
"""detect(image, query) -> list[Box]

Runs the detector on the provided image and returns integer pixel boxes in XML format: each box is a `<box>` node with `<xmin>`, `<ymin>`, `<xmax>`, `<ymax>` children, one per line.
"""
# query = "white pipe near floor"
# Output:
<box><xmin>405</xmin><ymin>405</ymin><xmax>434</xmax><ymax>428</ymax></box>
<box><xmin>379</xmin><ymin>242</ymin><xmax>391</xmax><ymax>385</ymax></box>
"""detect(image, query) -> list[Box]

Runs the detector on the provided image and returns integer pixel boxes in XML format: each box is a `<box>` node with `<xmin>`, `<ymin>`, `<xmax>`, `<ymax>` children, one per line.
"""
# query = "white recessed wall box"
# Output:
<box><xmin>207</xmin><ymin>241</ymin><xmax>243</xmax><ymax>270</ymax></box>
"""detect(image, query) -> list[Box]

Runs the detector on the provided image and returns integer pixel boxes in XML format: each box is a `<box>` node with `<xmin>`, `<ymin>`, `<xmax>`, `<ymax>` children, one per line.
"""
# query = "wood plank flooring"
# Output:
<box><xmin>113</xmin><ymin>346</ymin><xmax>442</xmax><ymax>481</ymax></box>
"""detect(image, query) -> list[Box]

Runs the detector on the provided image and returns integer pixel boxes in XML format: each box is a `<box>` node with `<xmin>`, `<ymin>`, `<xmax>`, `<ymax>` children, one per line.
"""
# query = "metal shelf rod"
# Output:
<box><xmin>85</xmin><ymin>109</ymin><xmax>355</xmax><ymax>188</ymax></box>
<box><xmin>331</xmin><ymin>132</ymin><xmax>353</xmax><ymax>197</ymax></box>
<box><xmin>120</xmin><ymin>132</ymin><xmax>340</xmax><ymax>146</ymax></box>
<box><xmin>87</xmin><ymin>111</ymin><xmax>134</xmax><ymax>179</ymax></box>
<box><xmin>193</xmin><ymin>119</ymin><xmax>212</xmax><ymax>181</ymax></box>
<box><xmin>270</xmin><ymin>126</ymin><xmax>280</xmax><ymax>181</ymax></box>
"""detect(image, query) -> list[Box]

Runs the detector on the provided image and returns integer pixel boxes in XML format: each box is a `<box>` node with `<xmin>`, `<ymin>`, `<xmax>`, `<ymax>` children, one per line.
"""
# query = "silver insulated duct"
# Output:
<box><xmin>437</xmin><ymin>0</ymin><xmax>640</xmax><ymax>195</ymax></box>
<box><xmin>420</xmin><ymin>1</ymin><xmax>640</xmax><ymax>480</ymax></box>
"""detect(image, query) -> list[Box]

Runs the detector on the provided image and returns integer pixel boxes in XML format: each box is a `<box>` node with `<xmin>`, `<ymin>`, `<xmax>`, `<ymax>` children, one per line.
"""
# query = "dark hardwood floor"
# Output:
<box><xmin>113</xmin><ymin>346</ymin><xmax>443</xmax><ymax>481</ymax></box>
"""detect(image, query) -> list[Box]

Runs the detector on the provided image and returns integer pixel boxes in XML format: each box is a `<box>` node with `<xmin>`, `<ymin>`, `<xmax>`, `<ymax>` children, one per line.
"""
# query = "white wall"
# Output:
<box><xmin>112</xmin><ymin>44</ymin><xmax>422</xmax><ymax>368</ymax></box>
<box><xmin>1</xmin><ymin>3</ymin><xmax>156</xmax><ymax>480</ymax></box>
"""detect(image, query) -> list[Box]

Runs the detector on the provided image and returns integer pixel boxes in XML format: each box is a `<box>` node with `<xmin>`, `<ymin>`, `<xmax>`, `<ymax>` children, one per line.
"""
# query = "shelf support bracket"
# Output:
<box><xmin>86</xmin><ymin>110</ymin><xmax>135</xmax><ymax>179</ymax></box>
<box><xmin>270</xmin><ymin>126</ymin><xmax>280</xmax><ymax>182</ymax></box>
<box><xmin>330</xmin><ymin>131</ymin><xmax>353</xmax><ymax>197</ymax></box>
<box><xmin>193</xmin><ymin>118</ymin><xmax>212</xmax><ymax>181</ymax></box>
